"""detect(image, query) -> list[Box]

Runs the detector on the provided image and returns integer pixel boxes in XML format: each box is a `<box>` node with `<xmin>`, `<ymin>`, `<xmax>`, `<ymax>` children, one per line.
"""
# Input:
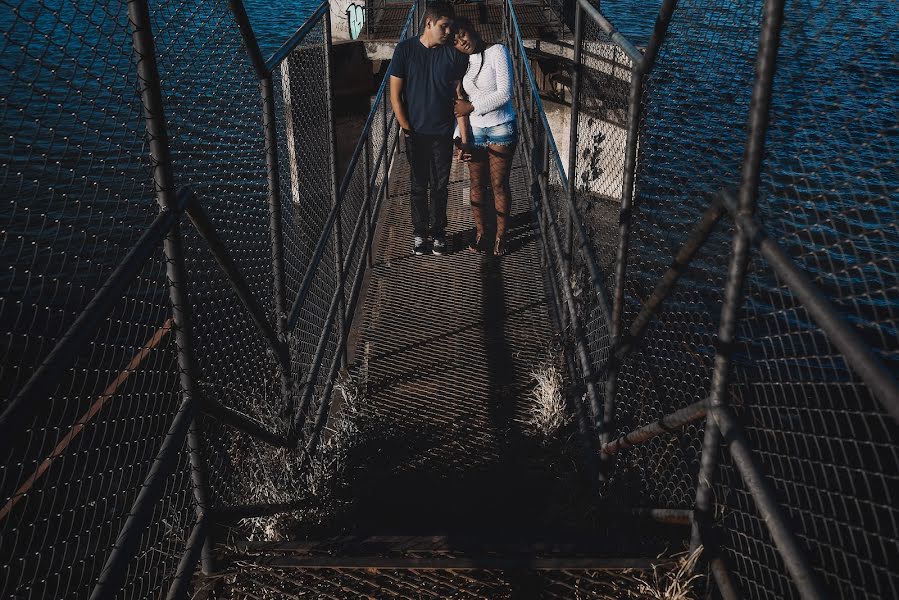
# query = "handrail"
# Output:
<box><xmin>508</xmin><ymin>0</ymin><xmax>614</xmax><ymax>350</ymax></box>
<box><xmin>506</xmin><ymin>1</ymin><xmax>568</xmax><ymax>185</ymax></box>
<box><xmin>266</xmin><ymin>0</ymin><xmax>332</xmax><ymax>72</ymax></box>
<box><xmin>286</xmin><ymin>3</ymin><xmax>415</xmax><ymax>332</ymax></box>
<box><xmin>575</xmin><ymin>0</ymin><xmax>643</xmax><ymax>67</ymax></box>
<box><xmin>229</xmin><ymin>0</ymin><xmax>268</xmax><ymax>79</ymax></box>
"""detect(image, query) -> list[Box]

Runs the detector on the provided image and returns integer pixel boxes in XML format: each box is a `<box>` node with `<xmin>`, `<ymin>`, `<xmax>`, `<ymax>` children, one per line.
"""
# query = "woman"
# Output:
<box><xmin>453</xmin><ymin>18</ymin><xmax>518</xmax><ymax>256</ymax></box>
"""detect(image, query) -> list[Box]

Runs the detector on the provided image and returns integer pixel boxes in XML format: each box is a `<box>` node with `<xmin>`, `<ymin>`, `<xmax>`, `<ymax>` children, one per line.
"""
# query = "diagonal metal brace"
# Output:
<box><xmin>712</xmin><ymin>404</ymin><xmax>827</xmax><ymax>599</ymax></box>
<box><xmin>0</xmin><ymin>191</ymin><xmax>188</xmax><ymax>448</ymax></box>
<box><xmin>615</xmin><ymin>196</ymin><xmax>727</xmax><ymax>362</ymax></box>
<box><xmin>200</xmin><ymin>395</ymin><xmax>293</xmax><ymax>448</ymax></box>
<box><xmin>182</xmin><ymin>187</ymin><xmax>291</xmax><ymax>372</ymax></box>
<box><xmin>720</xmin><ymin>190</ymin><xmax>899</xmax><ymax>423</ymax></box>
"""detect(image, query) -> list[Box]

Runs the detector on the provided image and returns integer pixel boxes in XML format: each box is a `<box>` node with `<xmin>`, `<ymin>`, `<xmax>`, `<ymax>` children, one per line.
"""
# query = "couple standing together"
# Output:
<box><xmin>389</xmin><ymin>1</ymin><xmax>517</xmax><ymax>257</ymax></box>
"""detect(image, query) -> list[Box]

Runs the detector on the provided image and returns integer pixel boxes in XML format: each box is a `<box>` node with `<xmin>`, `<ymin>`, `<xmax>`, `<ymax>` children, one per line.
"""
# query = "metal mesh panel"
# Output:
<box><xmin>148</xmin><ymin>0</ymin><xmax>284</xmax><ymax>511</ymax></box>
<box><xmin>514</xmin><ymin>0</ymin><xmax>897</xmax><ymax>596</ymax></box>
<box><xmin>1</xmin><ymin>0</ymin><xmax>196</xmax><ymax>597</ymax></box>
<box><xmin>718</xmin><ymin>2</ymin><xmax>899</xmax><ymax>598</ymax></box>
<box><xmin>272</xmin><ymin>21</ymin><xmax>338</xmax><ymax>440</ymax></box>
<box><xmin>1</xmin><ymin>0</ymin><xmax>341</xmax><ymax>595</ymax></box>
<box><xmin>605</xmin><ymin>0</ymin><xmax>762</xmax><ymax>508</ymax></box>
<box><xmin>573</xmin><ymin>21</ymin><xmax>632</xmax><ymax>282</ymax></box>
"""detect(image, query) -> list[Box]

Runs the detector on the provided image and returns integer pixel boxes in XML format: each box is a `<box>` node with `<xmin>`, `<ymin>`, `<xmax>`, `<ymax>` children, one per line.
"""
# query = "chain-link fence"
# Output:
<box><xmin>1</xmin><ymin>0</ymin><xmax>411</xmax><ymax>596</ymax></box>
<box><xmin>1</xmin><ymin>0</ymin><xmax>193</xmax><ymax>596</ymax></box>
<box><xmin>513</xmin><ymin>0</ymin><xmax>897</xmax><ymax>598</ymax></box>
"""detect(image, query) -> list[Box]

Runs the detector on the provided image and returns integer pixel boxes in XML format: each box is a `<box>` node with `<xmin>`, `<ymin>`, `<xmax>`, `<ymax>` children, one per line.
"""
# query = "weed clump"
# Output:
<box><xmin>223</xmin><ymin>370</ymin><xmax>368</xmax><ymax>541</ymax></box>
<box><xmin>525</xmin><ymin>361</ymin><xmax>571</xmax><ymax>440</ymax></box>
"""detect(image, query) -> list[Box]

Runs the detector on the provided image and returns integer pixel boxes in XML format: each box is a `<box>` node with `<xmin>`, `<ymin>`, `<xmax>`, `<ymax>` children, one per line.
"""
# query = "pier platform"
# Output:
<box><xmin>358</xmin><ymin>1</ymin><xmax>569</xmax><ymax>43</ymax></box>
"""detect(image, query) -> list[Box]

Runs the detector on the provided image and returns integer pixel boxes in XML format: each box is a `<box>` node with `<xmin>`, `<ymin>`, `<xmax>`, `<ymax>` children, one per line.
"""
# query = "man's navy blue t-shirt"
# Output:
<box><xmin>391</xmin><ymin>37</ymin><xmax>468</xmax><ymax>137</ymax></box>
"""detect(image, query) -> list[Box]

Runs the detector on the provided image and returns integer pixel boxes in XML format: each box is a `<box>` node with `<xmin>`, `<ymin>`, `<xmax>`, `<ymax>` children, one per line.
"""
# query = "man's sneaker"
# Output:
<box><xmin>413</xmin><ymin>236</ymin><xmax>426</xmax><ymax>255</ymax></box>
<box><xmin>432</xmin><ymin>237</ymin><xmax>447</xmax><ymax>256</ymax></box>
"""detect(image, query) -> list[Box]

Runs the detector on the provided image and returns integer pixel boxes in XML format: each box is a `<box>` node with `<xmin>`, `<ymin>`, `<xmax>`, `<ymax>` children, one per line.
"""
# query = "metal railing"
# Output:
<box><xmin>0</xmin><ymin>0</ymin><xmax>414</xmax><ymax>597</ymax></box>
<box><xmin>510</xmin><ymin>0</ymin><xmax>898</xmax><ymax>598</ymax></box>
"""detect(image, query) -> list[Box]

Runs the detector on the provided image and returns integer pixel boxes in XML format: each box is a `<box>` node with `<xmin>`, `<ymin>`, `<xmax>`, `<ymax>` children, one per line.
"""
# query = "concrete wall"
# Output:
<box><xmin>542</xmin><ymin>99</ymin><xmax>571</xmax><ymax>176</ymax></box>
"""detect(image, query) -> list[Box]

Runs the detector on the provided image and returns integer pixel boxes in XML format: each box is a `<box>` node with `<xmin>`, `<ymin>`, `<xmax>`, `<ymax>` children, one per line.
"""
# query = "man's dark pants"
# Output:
<box><xmin>406</xmin><ymin>133</ymin><xmax>454</xmax><ymax>239</ymax></box>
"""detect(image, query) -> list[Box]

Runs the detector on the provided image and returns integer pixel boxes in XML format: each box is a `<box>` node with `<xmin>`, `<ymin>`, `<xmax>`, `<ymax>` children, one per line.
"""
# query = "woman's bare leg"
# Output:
<box><xmin>487</xmin><ymin>142</ymin><xmax>517</xmax><ymax>254</ymax></box>
<box><xmin>467</xmin><ymin>148</ymin><xmax>489</xmax><ymax>250</ymax></box>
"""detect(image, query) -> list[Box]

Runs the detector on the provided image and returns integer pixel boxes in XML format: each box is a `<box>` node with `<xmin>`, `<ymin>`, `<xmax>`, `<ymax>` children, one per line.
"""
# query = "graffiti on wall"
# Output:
<box><xmin>347</xmin><ymin>3</ymin><xmax>365</xmax><ymax>39</ymax></box>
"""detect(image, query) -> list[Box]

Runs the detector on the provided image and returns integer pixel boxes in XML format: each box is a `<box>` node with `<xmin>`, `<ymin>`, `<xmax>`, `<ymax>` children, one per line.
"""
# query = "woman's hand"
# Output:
<box><xmin>454</xmin><ymin>98</ymin><xmax>474</xmax><ymax>117</ymax></box>
<box><xmin>454</xmin><ymin>137</ymin><xmax>473</xmax><ymax>162</ymax></box>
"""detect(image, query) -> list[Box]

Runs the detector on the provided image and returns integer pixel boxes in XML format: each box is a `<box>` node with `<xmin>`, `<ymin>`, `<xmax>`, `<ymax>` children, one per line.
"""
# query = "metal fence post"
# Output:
<box><xmin>565</xmin><ymin>0</ymin><xmax>583</xmax><ymax>265</ymax></box>
<box><xmin>129</xmin><ymin>0</ymin><xmax>215</xmax><ymax>575</ymax></box>
<box><xmin>689</xmin><ymin>0</ymin><xmax>777</xmax><ymax>557</ymax></box>
<box><xmin>364</xmin><ymin>137</ymin><xmax>373</xmax><ymax>267</ymax></box>
<box><xmin>261</xmin><ymin>74</ymin><xmax>293</xmax><ymax>413</ymax></box>
<box><xmin>566</xmin><ymin>0</ymin><xmax>605</xmax><ymax>449</ymax></box>
<box><xmin>323</xmin><ymin>9</ymin><xmax>347</xmax><ymax>368</ymax></box>
<box><xmin>380</xmin><ymin>89</ymin><xmax>393</xmax><ymax>266</ymax></box>
<box><xmin>381</xmin><ymin>91</ymin><xmax>389</xmax><ymax>260</ymax></box>
<box><xmin>91</xmin><ymin>2</ymin><xmax>215</xmax><ymax>597</ymax></box>
<box><xmin>599</xmin><ymin>0</ymin><xmax>677</xmax><ymax>475</ymax></box>
<box><xmin>691</xmin><ymin>2</ymin><xmax>826</xmax><ymax>599</ymax></box>
<box><xmin>538</xmin><ymin>69</ymin><xmax>566</xmax><ymax>333</ymax></box>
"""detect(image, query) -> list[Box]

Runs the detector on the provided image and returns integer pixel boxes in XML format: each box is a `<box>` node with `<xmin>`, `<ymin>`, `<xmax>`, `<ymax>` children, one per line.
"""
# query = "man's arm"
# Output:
<box><xmin>454</xmin><ymin>82</ymin><xmax>472</xmax><ymax>161</ymax></box>
<box><xmin>389</xmin><ymin>75</ymin><xmax>413</xmax><ymax>136</ymax></box>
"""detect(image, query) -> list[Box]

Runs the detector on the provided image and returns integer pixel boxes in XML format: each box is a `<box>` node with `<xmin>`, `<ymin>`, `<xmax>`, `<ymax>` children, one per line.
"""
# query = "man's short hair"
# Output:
<box><xmin>423</xmin><ymin>1</ymin><xmax>455</xmax><ymax>24</ymax></box>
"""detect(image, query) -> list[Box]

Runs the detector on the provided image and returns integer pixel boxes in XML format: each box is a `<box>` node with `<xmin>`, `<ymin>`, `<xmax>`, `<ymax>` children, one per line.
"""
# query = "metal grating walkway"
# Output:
<box><xmin>215</xmin><ymin>142</ymin><xmax>686</xmax><ymax>599</ymax></box>
<box><xmin>342</xmin><ymin>141</ymin><xmax>589</xmax><ymax>534</ymax></box>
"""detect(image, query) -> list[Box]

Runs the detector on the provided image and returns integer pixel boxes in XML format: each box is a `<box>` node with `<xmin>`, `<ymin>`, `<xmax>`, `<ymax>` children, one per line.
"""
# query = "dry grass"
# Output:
<box><xmin>565</xmin><ymin>549</ymin><xmax>704</xmax><ymax>599</ymax></box>
<box><xmin>211</xmin><ymin>555</ymin><xmax>705</xmax><ymax>600</ymax></box>
<box><xmin>525</xmin><ymin>360</ymin><xmax>571</xmax><ymax>440</ymax></box>
<box><xmin>222</xmin><ymin>370</ymin><xmax>367</xmax><ymax>542</ymax></box>
<box><xmin>621</xmin><ymin>547</ymin><xmax>704</xmax><ymax>600</ymax></box>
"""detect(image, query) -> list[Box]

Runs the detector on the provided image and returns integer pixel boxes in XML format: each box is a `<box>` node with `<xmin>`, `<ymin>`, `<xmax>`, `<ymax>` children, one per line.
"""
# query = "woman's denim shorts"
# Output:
<box><xmin>471</xmin><ymin>120</ymin><xmax>519</xmax><ymax>147</ymax></box>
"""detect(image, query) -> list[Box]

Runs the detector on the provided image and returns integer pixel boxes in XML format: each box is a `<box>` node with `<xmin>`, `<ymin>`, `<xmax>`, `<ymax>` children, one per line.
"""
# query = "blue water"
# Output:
<box><xmin>2</xmin><ymin>0</ymin><xmax>896</xmax><ymax>357</ymax></box>
<box><xmin>2</xmin><ymin>0</ymin><xmax>895</xmax><ymax>383</ymax></box>
<box><xmin>244</xmin><ymin>0</ymin><xmax>322</xmax><ymax>54</ymax></box>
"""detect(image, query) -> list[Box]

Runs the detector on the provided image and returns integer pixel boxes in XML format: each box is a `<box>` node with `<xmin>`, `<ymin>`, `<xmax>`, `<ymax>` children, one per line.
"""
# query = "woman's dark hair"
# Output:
<box><xmin>454</xmin><ymin>17</ymin><xmax>488</xmax><ymax>84</ymax></box>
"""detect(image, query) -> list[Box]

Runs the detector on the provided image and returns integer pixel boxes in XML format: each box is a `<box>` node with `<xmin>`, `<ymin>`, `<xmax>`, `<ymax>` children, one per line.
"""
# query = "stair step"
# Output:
<box><xmin>223</xmin><ymin>534</ymin><xmax>678</xmax><ymax>570</ymax></box>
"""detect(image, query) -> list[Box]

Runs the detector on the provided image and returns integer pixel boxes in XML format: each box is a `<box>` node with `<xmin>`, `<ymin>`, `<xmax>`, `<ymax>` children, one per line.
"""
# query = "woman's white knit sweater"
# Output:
<box><xmin>462</xmin><ymin>44</ymin><xmax>516</xmax><ymax>128</ymax></box>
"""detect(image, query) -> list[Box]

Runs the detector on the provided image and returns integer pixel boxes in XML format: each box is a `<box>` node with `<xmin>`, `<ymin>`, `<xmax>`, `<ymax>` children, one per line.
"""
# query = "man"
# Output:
<box><xmin>389</xmin><ymin>2</ymin><xmax>468</xmax><ymax>255</ymax></box>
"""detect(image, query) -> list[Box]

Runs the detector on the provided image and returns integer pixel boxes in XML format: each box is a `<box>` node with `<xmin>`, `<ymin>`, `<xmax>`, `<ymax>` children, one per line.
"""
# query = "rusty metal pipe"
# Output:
<box><xmin>601</xmin><ymin>399</ymin><xmax>708</xmax><ymax>456</ymax></box>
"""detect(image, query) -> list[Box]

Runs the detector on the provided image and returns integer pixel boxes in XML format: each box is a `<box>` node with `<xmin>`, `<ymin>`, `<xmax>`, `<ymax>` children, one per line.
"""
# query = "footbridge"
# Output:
<box><xmin>1</xmin><ymin>0</ymin><xmax>896</xmax><ymax>599</ymax></box>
